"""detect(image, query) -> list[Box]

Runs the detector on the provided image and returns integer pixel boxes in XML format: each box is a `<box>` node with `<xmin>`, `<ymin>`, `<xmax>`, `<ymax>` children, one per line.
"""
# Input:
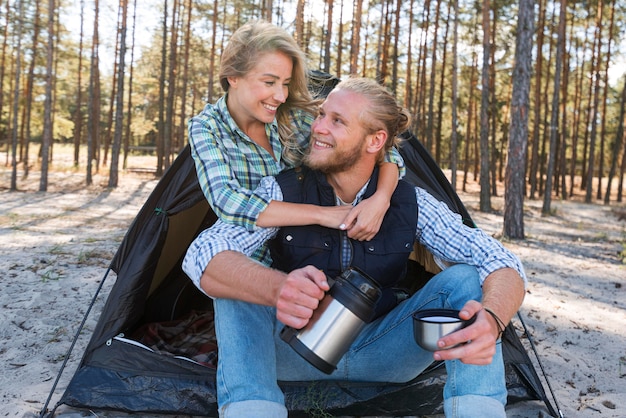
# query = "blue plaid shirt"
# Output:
<box><xmin>188</xmin><ymin>94</ymin><xmax>406</xmax><ymax>232</ymax></box>
<box><xmin>183</xmin><ymin>177</ymin><xmax>527</xmax><ymax>297</ymax></box>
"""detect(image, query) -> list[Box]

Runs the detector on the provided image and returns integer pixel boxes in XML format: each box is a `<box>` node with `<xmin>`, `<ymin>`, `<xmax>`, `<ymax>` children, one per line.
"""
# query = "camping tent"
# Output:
<box><xmin>43</xmin><ymin>135</ymin><xmax>558</xmax><ymax>417</ymax></box>
<box><xmin>43</xmin><ymin>71</ymin><xmax>559</xmax><ymax>417</ymax></box>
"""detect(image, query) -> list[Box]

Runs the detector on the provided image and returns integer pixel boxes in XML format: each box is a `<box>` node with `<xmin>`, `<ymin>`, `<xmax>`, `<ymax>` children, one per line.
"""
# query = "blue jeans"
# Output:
<box><xmin>213</xmin><ymin>264</ymin><xmax>507</xmax><ymax>418</ymax></box>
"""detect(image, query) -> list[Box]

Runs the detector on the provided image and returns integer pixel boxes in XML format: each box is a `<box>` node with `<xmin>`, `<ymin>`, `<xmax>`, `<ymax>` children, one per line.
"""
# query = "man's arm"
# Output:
<box><xmin>481</xmin><ymin>267</ymin><xmax>526</xmax><ymax>332</ymax></box>
<box><xmin>200</xmin><ymin>251</ymin><xmax>283</xmax><ymax>305</ymax></box>
<box><xmin>413</xmin><ymin>187</ymin><xmax>526</xmax><ymax>364</ymax></box>
<box><xmin>201</xmin><ymin>251</ymin><xmax>330</xmax><ymax>329</ymax></box>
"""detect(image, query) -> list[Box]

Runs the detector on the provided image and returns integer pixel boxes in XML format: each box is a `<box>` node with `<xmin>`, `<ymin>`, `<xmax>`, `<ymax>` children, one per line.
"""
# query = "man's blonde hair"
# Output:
<box><xmin>333</xmin><ymin>77</ymin><xmax>411</xmax><ymax>157</ymax></box>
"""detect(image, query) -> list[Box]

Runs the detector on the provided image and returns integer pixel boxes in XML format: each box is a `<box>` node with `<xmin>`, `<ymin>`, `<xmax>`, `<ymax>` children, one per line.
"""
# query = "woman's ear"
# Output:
<box><xmin>366</xmin><ymin>130</ymin><xmax>388</xmax><ymax>154</ymax></box>
<box><xmin>227</xmin><ymin>76</ymin><xmax>238</xmax><ymax>89</ymax></box>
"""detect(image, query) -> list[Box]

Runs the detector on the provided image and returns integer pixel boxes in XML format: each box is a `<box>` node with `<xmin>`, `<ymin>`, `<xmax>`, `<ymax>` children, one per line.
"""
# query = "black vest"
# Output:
<box><xmin>269</xmin><ymin>166</ymin><xmax>418</xmax><ymax>316</ymax></box>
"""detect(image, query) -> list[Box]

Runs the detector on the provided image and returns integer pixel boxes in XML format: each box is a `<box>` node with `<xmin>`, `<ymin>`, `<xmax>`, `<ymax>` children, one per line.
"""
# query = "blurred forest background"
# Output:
<box><xmin>2</xmin><ymin>0</ymin><xmax>626</xmax><ymax>235</ymax></box>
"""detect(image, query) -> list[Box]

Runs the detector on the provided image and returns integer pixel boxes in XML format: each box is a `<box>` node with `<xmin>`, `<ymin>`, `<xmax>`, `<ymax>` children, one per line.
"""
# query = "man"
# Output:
<box><xmin>183</xmin><ymin>77</ymin><xmax>526</xmax><ymax>418</ymax></box>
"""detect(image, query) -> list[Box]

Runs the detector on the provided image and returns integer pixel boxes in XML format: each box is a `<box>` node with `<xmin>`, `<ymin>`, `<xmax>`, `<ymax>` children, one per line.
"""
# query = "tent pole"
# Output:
<box><xmin>516</xmin><ymin>312</ymin><xmax>564</xmax><ymax>418</ymax></box>
<box><xmin>39</xmin><ymin>268</ymin><xmax>114</xmax><ymax>418</ymax></box>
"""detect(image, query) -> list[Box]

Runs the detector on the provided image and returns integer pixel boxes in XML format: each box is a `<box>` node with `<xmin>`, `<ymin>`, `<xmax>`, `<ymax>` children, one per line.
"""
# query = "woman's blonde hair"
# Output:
<box><xmin>333</xmin><ymin>77</ymin><xmax>411</xmax><ymax>158</ymax></box>
<box><xmin>219</xmin><ymin>21</ymin><xmax>318</xmax><ymax>165</ymax></box>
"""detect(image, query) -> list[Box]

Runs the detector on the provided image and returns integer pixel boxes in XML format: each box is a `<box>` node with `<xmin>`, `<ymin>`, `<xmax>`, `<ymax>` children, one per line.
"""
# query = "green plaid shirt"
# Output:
<box><xmin>189</xmin><ymin>94</ymin><xmax>406</xmax><ymax>233</ymax></box>
<box><xmin>189</xmin><ymin>95</ymin><xmax>313</xmax><ymax>231</ymax></box>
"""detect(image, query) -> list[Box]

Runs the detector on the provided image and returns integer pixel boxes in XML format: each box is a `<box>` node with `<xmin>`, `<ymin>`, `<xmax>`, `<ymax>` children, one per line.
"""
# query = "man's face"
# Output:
<box><xmin>304</xmin><ymin>89</ymin><xmax>370</xmax><ymax>173</ymax></box>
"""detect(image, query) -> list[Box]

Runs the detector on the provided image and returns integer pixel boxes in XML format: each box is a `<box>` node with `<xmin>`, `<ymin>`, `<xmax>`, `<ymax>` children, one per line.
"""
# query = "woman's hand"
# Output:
<box><xmin>315</xmin><ymin>205</ymin><xmax>353</xmax><ymax>229</ymax></box>
<box><xmin>340</xmin><ymin>193</ymin><xmax>390</xmax><ymax>241</ymax></box>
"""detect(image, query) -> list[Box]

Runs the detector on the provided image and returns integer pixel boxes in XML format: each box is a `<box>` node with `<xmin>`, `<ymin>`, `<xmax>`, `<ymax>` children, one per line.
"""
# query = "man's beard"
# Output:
<box><xmin>303</xmin><ymin>138</ymin><xmax>365</xmax><ymax>173</ymax></box>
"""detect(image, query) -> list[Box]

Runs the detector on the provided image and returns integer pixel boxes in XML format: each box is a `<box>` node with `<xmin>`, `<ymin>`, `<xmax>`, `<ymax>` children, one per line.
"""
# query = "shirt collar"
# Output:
<box><xmin>334</xmin><ymin>180</ymin><xmax>371</xmax><ymax>206</ymax></box>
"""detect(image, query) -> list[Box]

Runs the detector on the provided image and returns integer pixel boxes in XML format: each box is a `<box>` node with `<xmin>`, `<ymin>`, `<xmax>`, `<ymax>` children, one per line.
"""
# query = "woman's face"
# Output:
<box><xmin>227</xmin><ymin>51</ymin><xmax>294</xmax><ymax>128</ymax></box>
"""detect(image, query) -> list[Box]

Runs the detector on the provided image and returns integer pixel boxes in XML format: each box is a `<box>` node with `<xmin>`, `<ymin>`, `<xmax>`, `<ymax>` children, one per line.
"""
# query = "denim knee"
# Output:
<box><xmin>417</xmin><ymin>263</ymin><xmax>483</xmax><ymax>310</ymax></box>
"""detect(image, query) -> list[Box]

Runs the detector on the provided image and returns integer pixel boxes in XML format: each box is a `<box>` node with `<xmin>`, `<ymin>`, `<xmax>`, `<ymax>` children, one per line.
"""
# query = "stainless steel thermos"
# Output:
<box><xmin>280</xmin><ymin>267</ymin><xmax>381</xmax><ymax>374</ymax></box>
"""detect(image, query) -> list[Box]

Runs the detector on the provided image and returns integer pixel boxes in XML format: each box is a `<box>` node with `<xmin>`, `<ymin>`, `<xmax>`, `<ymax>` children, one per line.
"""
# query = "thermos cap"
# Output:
<box><xmin>339</xmin><ymin>268</ymin><xmax>381</xmax><ymax>302</ymax></box>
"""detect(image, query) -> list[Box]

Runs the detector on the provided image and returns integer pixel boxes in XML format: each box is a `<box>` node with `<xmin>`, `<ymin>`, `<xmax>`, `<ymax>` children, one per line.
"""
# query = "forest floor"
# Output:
<box><xmin>1</xmin><ymin>145</ymin><xmax>625</xmax><ymax>418</ymax></box>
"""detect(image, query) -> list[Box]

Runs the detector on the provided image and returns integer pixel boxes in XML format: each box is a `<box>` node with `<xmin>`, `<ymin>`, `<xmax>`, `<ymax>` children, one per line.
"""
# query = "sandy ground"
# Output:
<box><xmin>1</xmin><ymin>153</ymin><xmax>625</xmax><ymax>418</ymax></box>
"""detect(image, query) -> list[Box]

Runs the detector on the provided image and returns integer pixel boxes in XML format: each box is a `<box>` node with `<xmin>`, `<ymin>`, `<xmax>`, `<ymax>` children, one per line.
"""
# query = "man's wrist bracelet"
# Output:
<box><xmin>483</xmin><ymin>307</ymin><xmax>506</xmax><ymax>340</ymax></box>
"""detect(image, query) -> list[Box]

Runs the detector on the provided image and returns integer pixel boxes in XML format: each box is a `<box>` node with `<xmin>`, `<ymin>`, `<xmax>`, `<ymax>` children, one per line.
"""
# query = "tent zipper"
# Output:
<box><xmin>107</xmin><ymin>334</ymin><xmax>156</xmax><ymax>353</ymax></box>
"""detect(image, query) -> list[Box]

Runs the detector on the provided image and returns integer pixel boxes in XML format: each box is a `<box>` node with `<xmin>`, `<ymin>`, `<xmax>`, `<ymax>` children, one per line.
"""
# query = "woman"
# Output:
<box><xmin>188</xmin><ymin>20</ymin><xmax>404</xmax><ymax>246</ymax></box>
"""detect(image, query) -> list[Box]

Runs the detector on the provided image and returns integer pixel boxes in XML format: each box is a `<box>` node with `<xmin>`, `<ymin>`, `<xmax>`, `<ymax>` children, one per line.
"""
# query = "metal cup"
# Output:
<box><xmin>413</xmin><ymin>309</ymin><xmax>475</xmax><ymax>351</ymax></box>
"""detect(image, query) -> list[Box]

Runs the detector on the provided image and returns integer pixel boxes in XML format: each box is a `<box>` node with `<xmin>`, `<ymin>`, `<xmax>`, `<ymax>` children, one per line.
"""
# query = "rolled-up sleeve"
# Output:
<box><xmin>182</xmin><ymin>220</ymin><xmax>279</xmax><ymax>295</ymax></box>
<box><xmin>414</xmin><ymin>187</ymin><xmax>527</xmax><ymax>286</ymax></box>
<box><xmin>183</xmin><ymin>176</ymin><xmax>284</xmax><ymax>295</ymax></box>
<box><xmin>383</xmin><ymin>146</ymin><xmax>406</xmax><ymax>178</ymax></box>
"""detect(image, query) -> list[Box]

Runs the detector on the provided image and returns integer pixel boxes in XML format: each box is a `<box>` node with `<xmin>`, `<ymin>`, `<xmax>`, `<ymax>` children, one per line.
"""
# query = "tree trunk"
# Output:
<box><xmin>164</xmin><ymin>0</ymin><xmax>179</xmax><ymax>170</ymax></box>
<box><xmin>40</xmin><ymin>0</ymin><xmax>55</xmax><ymax>192</ymax></box>
<box><xmin>597</xmin><ymin>0</ymin><xmax>616</xmax><ymax>200</ymax></box>
<box><xmin>499</xmin><ymin>83</ymin><xmax>512</xmax><ymax>184</ymax></box>
<box><xmin>604</xmin><ymin>75</ymin><xmax>626</xmax><ymax>204</ymax></box>
<box><xmin>559</xmin><ymin>9</ymin><xmax>573</xmax><ymax>200</ymax></box>
<box><xmin>418</xmin><ymin>0</ymin><xmax>431</xmax><ymax>150</ymax></box>
<box><xmin>10</xmin><ymin>0</ymin><xmax>24</xmax><ymax>191</ymax></box>
<box><xmin>463</xmin><ymin>49</ymin><xmax>478</xmax><ymax>192</ymax></box>
<box><xmin>22</xmin><ymin>0</ymin><xmax>41</xmax><ymax>179</ymax></box>
<box><xmin>349</xmin><ymin>0</ymin><xmax>362</xmax><ymax>74</ymax></box>
<box><xmin>74</xmin><ymin>0</ymin><xmax>85</xmax><ymax>168</ymax></box>
<box><xmin>503</xmin><ymin>0</ymin><xmax>534</xmax><ymax>239</ymax></box>
<box><xmin>0</xmin><ymin>0</ymin><xmax>9</xmax><ymax>167</ymax></box>
<box><xmin>404</xmin><ymin>0</ymin><xmax>414</xmax><ymax>109</ymax></box>
<box><xmin>542</xmin><ymin>0</ymin><xmax>566</xmax><ymax>215</ymax></box>
<box><xmin>391</xmin><ymin>0</ymin><xmax>401</xmax><ymax>95</ymax></box>
<box><xmin>207</xmin><ymin>0</ymin><xmax>218</xmax><ymax>103</ymax></box>
<box><xmin>123</xmin><ymin>0</ymin><xmax>138</xmax><ymax>169</ymax></box>
<box><xmin>377</xmin><ymin>0</ymin><xmax>391</xmax><ymax>84</ymax></box>
<box><xmin>414</xmin><ymin>0</ymin><xmax>432</xmax><ymax>138</ymax></box>
<box><xmin>261</xmin><ymin>0</ymin><xmax>273</xmax><ymax>21</ymax></box>
<box><xmin>86</xmin><ymin>0</ymin><xmax>101</xmax><ymax>185</ymax></box>
<box><xmin>529</xmin><ymin>0</ymin><xmax>545</xmax><ymax>199</ymax></box>
<box><xmin>581</xmin><ymin>9</ymin><xmax>597</xmax><ymax>192</ymax></box>
<box><xmin>295</xmin><ymin>0</ymin><xmax>305</xmax><ymax>47</ymax></box>
<box><xmin>360</xmin><ymin>9</ymin><xmax>371</xmax><ymax>77</ymax></box>
<box><xmin>156</xmin><ymin>0</ymin><xmax>168</xmax><ymax>176</ymax></box>
<box><xmin>103</xmin><ymin>6</ymin><xmax>121</xmax><ymax>169</ymax></box>
<box><xmin>450</xmin><ymin>0</ymin><xmax>459</xmax><ymax>189</ymax></box>
<box><xmin>435</xmin><ymin>0</ymin><xmax>451</xmax><ymax>165</ymax></box>
<box><xmin>569</xmin><ymin>35</ymin><xmax>585</xmax><ymax>197</ymax></box>
<box><xmin>426</xmin><ymin>0</ymin><xmax>442</xmax><ymax>161</ymax></box>
<box><xmin>50</xmin><ymin>7</ymin><xmax>61</xmax><ymax>165</ymax></box>
<box><xmin>108</xmin><ymin>0</ymin><xmax>128</xmax><ymax>188</ymax></box>
<box><xmin>585</xmin><ymin>2</ymin><xmax>603</xmax><ymax>203</ymax></box>
<box><xmin>323</xmin><ymin>0</ymin><xmax>333</xmax><ymax>73</ymax></box>
<box><xmin>335</xmin><ymin>0</ymin><xmax>344</xmax><ymax>77</ymax></box>
<box><xmin>489</xmin><ymin>8</ymin><xmax>498</xmax><ymax>197</ymax></box>
<box><xmin>177</xmin><ymin>0</ymin><xmax>192</xmax><ymax>154</ymax></box>
<box><xmin>618</xmin><ymin>138</ymin><xmax>626</xmax><ymax>202</ymax></box>
<box><xmin>538</xmin><ymin>10</ymin><xmax>556</xmax><ymax>196</ymax></box>
<box><xmin>479</xmin><ymin>0</ymin><xmax>491</xmax><ymax>212</ymax></box>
